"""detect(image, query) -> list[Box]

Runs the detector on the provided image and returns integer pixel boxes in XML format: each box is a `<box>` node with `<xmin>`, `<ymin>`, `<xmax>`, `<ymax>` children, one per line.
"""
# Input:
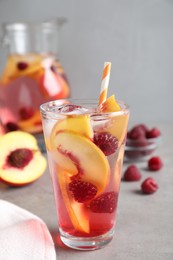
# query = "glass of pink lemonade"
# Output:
<box><xmin>40</xmin><ymin>96</ymin><xmax>129</xmax><ymax>250</ymax></box>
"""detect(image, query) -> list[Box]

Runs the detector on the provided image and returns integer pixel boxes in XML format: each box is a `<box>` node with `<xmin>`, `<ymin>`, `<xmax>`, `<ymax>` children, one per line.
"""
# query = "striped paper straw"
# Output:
<box><xmin>98</xmin><ymin>62</ymin><xmax>112</xmax><ymax>106</ymax></box>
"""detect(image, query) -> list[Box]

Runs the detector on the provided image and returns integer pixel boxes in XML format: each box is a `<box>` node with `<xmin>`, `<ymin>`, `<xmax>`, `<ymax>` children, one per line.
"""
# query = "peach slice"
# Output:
<box><xmin>106</xmin><ymin>114</ymin><xmax>129</xmax><ymax>146</ymax></box>
<box><xmin>50</xmin><ymin>115</ymin><xmax>93</xmax><ymax>164</ymax></box>
<box><xmin>0</xmin><ymin>54</ymin><xmax>42</xmax><ymax>84</ymax></box>
<box><xmin>0</xmin><ymin>131</ymin><xmax>47</xmax><ymax>186</ymax></box>
<box><xmin>51</xmin><ymin>131</ymin><xmax>110</xmax><ymax>194</ymax></box>
<box><xmin>101</xmin><ymin>95</ymin><xmax>120</xmax><ymax>112</ymax></box>
<box><xmin>51</xmin><ymin>115</ymin><xmax>93</xmax><ymax>141</ymax></box>
<box><xmin>18</xmin><ymin>110</ymin><xmax>42</xmax><ymax>134</ymax></box>
<box><xmin>38</xmin><ymin>69</ymin><xmax>70</xmax><ymax>99</ymax></box>
<box><xmin>113</xmin><ymin>145</ymin><xmax>125</xmax><ymax>193</ymax></box>
<box><xmin>0</xmin><ymin>55</ymin><xmax>17</xmax><ymax>84</ymax></box>
<box><xmin>101</xmin><ymin>95</ymin><xmax>129</xmax><ymax>146</ymax></box>
<box><xmin>57</xmin><ymin>166</ymin><xmax>89</xmax><ymax>233</ymax></box>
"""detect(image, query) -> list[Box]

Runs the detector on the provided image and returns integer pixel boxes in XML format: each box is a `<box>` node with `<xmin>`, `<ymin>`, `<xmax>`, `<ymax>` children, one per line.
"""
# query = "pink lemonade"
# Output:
<box><xmin>50</xmin><ymin>144</ymin><xmax>125</xmax><ymax>237</ymax></box>
<box><xmin>0</xmin><ymin>54</ymin><xmax>70</xmax><ymax>134</ymax></box>
<box><xmin>40</xmin><ymin>99</ymin><xmax>129</xmax><ymax>250</ymax></box>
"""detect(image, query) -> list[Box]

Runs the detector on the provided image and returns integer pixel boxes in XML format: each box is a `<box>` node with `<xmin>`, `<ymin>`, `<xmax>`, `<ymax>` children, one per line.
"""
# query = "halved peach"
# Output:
<box><xmin>0</xmin><ymin>131</ymin><xmax>47</xmax><ymax>186</ymax></box>
<box><xmin>51</xmin><ymin>131</ymin><xmax>110</xmax><ymax>194</ymax></box>
<box><xmin>57</xmin><ymin>166</ymin><xmax>89</xmax><ymax>233</ymax></box>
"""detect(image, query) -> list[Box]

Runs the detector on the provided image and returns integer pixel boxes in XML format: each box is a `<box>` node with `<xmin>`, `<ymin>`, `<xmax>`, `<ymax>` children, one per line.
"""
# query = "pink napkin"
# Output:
<box><xmin>0</xmin><ymin>200</ymin><xmax>56</xmax><ymax>260</ymax></box>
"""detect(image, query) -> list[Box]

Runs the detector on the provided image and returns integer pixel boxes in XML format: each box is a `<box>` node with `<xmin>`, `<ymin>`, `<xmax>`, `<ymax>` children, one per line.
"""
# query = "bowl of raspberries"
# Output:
<box><xmin>125</xmin><ymin>124</ymin><xmax>162</xmax><ymax>161</ymax></box>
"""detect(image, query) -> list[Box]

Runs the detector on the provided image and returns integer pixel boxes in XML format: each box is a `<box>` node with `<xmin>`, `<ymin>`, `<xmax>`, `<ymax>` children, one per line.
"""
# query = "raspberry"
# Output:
<box><xmin>146</xmin><ymin>127</ymin><xmax>161</xmax><ymax>139</ymax></box>
<box><xmin>141</xmin><ymin>177</ymin><xmax>159</xmax><ymax>194</ymax></box>
<box><xmin>6</xmin><ymin>148</ymin><xmax>33</xmax><ymax>169</ymax></box>
<box><xmin>50</xmin><ymin>65</ymin><xmax>57</xmax><ymax>73</ymax></box>
<box><xmin>5</xmin><ymin>122</ymin><xmax>20</xmax><ymax>132</ymax></box>
<box><xmin>138</xmin><ymin>124</ymin><xmax>149</xmax><ymax>133</ymax></box>
<box><xmin>127</xmin><ymin>131</ymin><xmax>131</xmax><ymax>139</ymax></box>
<box><xmin>148</xmin><ymin>156</ymin><xmax>163</xmax><ymax>171</ymax></box>
<box><xmin>19</xmin><ymin>107</ymin><xmax>35</xmax><ymax>120</ymax></box>
<box><xmin>69</xmin><ymin>179</ymin><xmax>97</xmax><ymax>203</ymax></box>
<box><xmin>123</xmin><ymin>165</ymin><xmax>142</xmax><ymax>181</ymax></box>
<box><xmin>94</xmin><ymin>132</ymin><xmax>118</xmax><ymax>156</ymax></box>
<box><xmin>17</xmin><ymin>62</ymin><xmax>28</xmax><ymax>70</ymax></box>
<box><xmin>89</xmin><ymin>192</ymin><xmax>118</xmax><ymax>213</ymax></box>
<box><xmin>128</xmin><ymin>125</ymin><xmax>146</xmax><ymax>140</ymax></box>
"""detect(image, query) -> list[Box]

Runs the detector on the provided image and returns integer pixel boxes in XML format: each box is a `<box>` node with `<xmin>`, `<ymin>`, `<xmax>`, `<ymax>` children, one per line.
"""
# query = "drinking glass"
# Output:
<box><xmin>40</xmin><ymin>99</ymin><xmax>129</xmax><ymax>250</ymax></box>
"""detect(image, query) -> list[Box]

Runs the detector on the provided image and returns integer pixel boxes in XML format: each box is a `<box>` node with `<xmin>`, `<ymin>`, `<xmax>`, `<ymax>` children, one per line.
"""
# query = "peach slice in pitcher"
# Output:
<box><xmin>18</xmin><ymin>110</ymin><xmax>42</xmax><ymax>134</ymax></box>
<box><xmin>37</xmin><ymin>69</ymin><xmax>70</xmax><ymax>99</ymax></box>
<box><xmin>51</xmin><ymin>131</ymin><xmax>110</xmax><ymax>194</ymax></box>
<box><xmin>57</xmin><ymin>166</ymin><xmax>89</xmax><ymax>233</ymax></box>
<box><xmin>0</xmin><ymin>54</ymin><xmax>42</xmax><ymax>84</ymax></box>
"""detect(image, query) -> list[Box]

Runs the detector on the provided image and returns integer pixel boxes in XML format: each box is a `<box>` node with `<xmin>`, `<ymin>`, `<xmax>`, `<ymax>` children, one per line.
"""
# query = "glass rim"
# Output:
<box><xmin>40</xmin><ymin>98</ymin><xmax>130</xmax><ymax>119</ymax></box>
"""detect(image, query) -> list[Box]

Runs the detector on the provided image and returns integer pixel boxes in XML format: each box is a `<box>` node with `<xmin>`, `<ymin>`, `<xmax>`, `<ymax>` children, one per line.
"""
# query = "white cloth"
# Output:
<box><xmin>0</xmin><ymin>200</ymin><xmax>56</xmax><ymax>260</ymax></box>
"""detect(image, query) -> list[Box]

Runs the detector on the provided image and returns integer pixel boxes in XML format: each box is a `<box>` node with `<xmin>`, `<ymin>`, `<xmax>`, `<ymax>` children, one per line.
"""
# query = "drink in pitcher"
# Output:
<box><xmin>0</xmin><ymin>53</ymin><xmax>69</xmax><ymax>133</ymax></box>
<box><xmin>0</xmin><ymin>20</ymin><xmax>70</xmax><ymax>134</ymax></box>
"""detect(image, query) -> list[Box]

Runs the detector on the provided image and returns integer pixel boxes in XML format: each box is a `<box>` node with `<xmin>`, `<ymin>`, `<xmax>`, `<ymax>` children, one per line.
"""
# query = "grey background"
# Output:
<box><xmin>0</xmin><ymin>0</ymin><xmax>173</xmax><ymax>124</ymax></box>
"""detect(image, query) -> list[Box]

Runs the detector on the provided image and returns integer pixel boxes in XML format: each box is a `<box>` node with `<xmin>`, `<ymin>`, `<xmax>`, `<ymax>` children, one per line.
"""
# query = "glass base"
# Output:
<box><xmin>60</xmin><ymin>228</ymin><xmax>114</xmax><ymax>251</ymax></box>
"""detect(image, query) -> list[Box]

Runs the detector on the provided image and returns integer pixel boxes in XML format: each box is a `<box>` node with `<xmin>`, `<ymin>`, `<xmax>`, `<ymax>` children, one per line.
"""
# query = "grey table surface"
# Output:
<box><xmin>0</xmin><ymin>124</ymin><xmax>173</xmax><ymax>260</ymax></box>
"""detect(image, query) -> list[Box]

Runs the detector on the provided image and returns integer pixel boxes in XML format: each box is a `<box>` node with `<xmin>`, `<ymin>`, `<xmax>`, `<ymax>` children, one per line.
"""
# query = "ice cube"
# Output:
<box><xmin>56</xmin><ymin>104</ymin><xmax>89</xmax><ymax>114</ymax></box>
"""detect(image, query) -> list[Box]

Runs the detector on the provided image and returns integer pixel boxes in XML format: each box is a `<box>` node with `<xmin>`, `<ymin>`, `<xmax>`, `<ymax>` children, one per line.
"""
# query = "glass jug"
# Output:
<box><xmin>0</xmin><ymin>18</ymin><xmax>70</xmax><ymax>134</ymax></box>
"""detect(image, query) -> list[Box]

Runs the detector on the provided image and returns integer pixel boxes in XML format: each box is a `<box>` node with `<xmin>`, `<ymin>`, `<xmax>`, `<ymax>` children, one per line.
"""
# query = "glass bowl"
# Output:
<box><xmin>125</xmin><ymin>135</ymin><xmax>162</xmax><ymax>161</ymax></box>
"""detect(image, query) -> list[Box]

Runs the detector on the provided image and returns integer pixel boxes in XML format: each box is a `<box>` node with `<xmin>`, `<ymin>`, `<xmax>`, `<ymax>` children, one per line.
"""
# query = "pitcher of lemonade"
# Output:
<box><xmin>0</xmin><ymin>18</ymin><xmax>70</xmax><ymax>134</ymax></box>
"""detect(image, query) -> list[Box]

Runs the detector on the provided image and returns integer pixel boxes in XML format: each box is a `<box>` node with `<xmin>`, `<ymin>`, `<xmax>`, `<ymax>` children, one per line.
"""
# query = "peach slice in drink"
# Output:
<box><xmin>48</xmin><ymin>114</ymin><xmax>93</xmax><ymax>155</ymax></box>
<box><xmin>113</xmin><ymin>145</ymin><xmax>125</xmax><ymax>193</ymax></box>
<box><xmin>49</xmin><ymin>116</ymin><xmax>98</xmax><ymax>233</ymax></box>
<box><xmin>106</xmin><ymin>114</ymin><xmax>129</xmax><ymax>146</ymax></box>
<box><xmin>51</xmin><ymin>115</ymin><xmax>93</xmax><ymax>140</ymax></box>
<box><xmin>101</xmin><ymin>95</ymin><xmax>120</xmax><ymax>112</ymax></box>
<box><xmin>51</xmin><ymin>131</ymin><xmax>110</xmax><ymax>194</ymax></box>
<box><xmin>101</xmin><ymin>95</ymin><xmax>129</xmax><ymax>146</ymax></box>
<box><xmin>57</xmin><ymin>165</ymin><xmax>89</xmax><ymax>233</ymax></box>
